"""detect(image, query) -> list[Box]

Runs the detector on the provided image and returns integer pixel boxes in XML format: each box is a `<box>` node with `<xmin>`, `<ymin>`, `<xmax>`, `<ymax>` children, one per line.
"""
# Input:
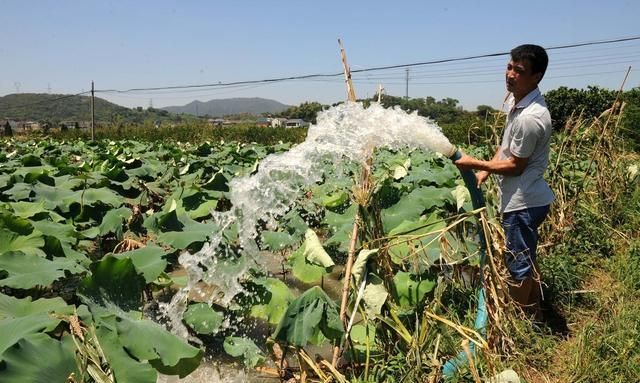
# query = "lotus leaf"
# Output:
<box><xmin>183</xmin><ymin>303</ymin><xmax>224</xmax><ymax>334</ymax></box>
<box><xmin>392</xmin><ymin>271</ymin><xmax>436</xmax><ymax>308</ymax></box>
<box><xmin>273</xmin><ymin>286</ymin><xmax>343</xmax><ymax>347</ymax></box>
<box><xmin>0</xmin><ymin>251</ymin><xmax>85</xmax><ymax>289</ymax></box>
<box><xmin>0</xmin><ymin>229</ymin><xmax>45</xmax><ymax>257</ymax></box>
<box><xmin>79</xmin><ymin>256</ymin><xmax>145</xmax><ymax>311</ymax></box>
<box><xmin>223</xmin><ymin>336</ymin><xmax>265</xmax><ymax>368</ymax></box>
<box><xmin>0</xmin><ymin>333</ymin><xmax>79</xmax><ymax>382</ymax></box>
<box><xmin>112</xmin><ymin>244</ymin><xmax>168</xmax><ymax>283</ymax></box>
<box><xmin>115</xmin><ymin>315</ymin><xmax>203</xmax><ymax>378</ymax></box>
<box><xmin>249</xmin><ymin>277</ymin><xmax>294</xmax><ymax>324</ymax></box>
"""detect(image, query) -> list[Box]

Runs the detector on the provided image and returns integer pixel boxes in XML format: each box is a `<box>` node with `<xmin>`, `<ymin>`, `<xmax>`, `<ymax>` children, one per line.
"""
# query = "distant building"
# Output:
<box><xmin>285</xmin><ymin>118</ymin><xmax>309</xmax><ymax>129</ymax></box>
<box><xmin>270</xmin><ymin>117</ymin><xmax>287</xmax><ymax>128</ymax></box>
<box><xmin>256</xmin><ymin>117</ymin><xmax>270</xmax><ymax>127</ymax></box>
<box><xmin>207</xmin><ymin>118</ymin><xmax>225</xmax><ymax>127</ymax></box>
<box><xmin>18</xmin><ymin>121</ymin><xmax>41</xmax><ymax>132</ymax></box>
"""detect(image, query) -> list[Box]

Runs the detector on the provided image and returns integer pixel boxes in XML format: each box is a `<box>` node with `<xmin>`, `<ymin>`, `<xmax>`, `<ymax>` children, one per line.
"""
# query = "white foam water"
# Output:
<box><xmin>160</xmin><ymin>101</ymin><xmax>454</xmax><ymax>340</ymax></box>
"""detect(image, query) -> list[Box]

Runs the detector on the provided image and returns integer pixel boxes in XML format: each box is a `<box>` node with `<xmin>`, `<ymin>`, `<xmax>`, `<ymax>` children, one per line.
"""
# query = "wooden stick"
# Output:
<box><xmin>332</xmin><ymin>213</ymin><xmax>360</xmax><ymax>367</ymax></box>
<box><xmin>338</xmin><ymin>39</ymin><xmax>357</xmax><ymax>102</ymax></box>
<box><xmin>332</xmin><ymin>37</ymin><xmax>361</xmax><ymax>368</ymax></box>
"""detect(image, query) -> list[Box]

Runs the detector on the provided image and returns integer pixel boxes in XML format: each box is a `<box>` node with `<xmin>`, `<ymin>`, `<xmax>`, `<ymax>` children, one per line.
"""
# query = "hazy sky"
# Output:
<box><xmin>2</xmin><ymin>0</ymin><xmax>639</xmax><ymax>110</ymax></box>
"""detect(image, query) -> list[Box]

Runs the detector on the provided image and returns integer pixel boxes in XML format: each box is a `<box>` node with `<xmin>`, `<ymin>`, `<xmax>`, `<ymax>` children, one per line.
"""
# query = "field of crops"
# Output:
<box><xmin>1</xmin><ymin>98</ymin><xmax>638</xmax><ymax>383</ymax></box>
<box><xmin>0</xmin><ymin>132</ymin><xmax>496</xmax><ymax>382</ymax></box>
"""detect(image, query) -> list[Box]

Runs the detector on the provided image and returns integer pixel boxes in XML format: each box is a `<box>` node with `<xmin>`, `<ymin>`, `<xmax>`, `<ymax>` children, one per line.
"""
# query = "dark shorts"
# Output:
<box><xmin>502</xmin><ymin>205</ymin><xmax>550</xmax><ymax>281</ymax></box>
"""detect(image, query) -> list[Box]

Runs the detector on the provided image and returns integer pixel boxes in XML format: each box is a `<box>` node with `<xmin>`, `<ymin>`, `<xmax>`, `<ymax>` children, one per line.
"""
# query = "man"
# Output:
<box><xmin>454</xmin><ymin>44</ymin><xmax>554</xmax><ymax>318</ymax></box>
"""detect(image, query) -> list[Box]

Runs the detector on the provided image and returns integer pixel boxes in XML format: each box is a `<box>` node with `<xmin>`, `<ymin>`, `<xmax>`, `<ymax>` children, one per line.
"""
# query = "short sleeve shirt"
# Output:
<box><xmin>498</xmin><ymin>88</ymin><xmax>555</xmax><ymax>213</ymax></box>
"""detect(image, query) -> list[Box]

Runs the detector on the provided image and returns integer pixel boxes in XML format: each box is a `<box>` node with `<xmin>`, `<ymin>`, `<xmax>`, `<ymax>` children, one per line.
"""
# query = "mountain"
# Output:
<box><xmin>0</xmin><ymin>93</ymin><xmax>133</xmax><ymax>122</ymax></box>
<box><xmin>162</xmin><ymin>97</ymin><xmax>290</xmax><ymax>117</ymax></box>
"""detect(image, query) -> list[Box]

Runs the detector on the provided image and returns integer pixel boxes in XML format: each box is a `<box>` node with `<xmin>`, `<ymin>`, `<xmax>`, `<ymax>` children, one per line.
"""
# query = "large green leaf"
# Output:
<box><xmin>0</xmin><ymin>293</ymin><xmax>72</xmax><ymax>320</ymax></box>
<box><xmin>186</xmin><ymin>198</ymin><xmax>218</xmax><ymax>220</ymax></box>
<box><xmin>0</xmin><ymin>333</ymin><xmax>79</xmax><ymax>383</ymax></box>
<box><xmin>392</xmin><ymin>271</ymin><xmax>436</xmax><ymax>309</ymax></box>
<box><xmin>116</xmin><ymin>315</ymin><xmax>203</xmax><ymax>378</ymax></box>
<box><xmin>3</xmin><ymin>183</ymin><xmax>33</xmax><ymax>201</ymax></box>
<box><xmin>387</xmin><ymin>212</ymin><xmax>445</xmax><ymax>268</ymax></box>
<box><xmin>79</xmin><ymin>256</ymin><xmax>145</xmax><ymax>311</ymax></box>
<box><xmin>183</xmin><ymin>303</ymin><xmax>224</xmax><ymax>335</ymax></box>
<box><xmin>351</xmin><ymin>248</ymin><xmax>378</xmax><ymax>285</ymax></box>
<box><xmin>223</xmin><ymin>336</ymin><xmax>264</xmax><ymax>368</ymax></box>
<box><xmin>112</xmin><ymin>244</ymin><xmax>168</xmax><ymax>283</ymax></box>
<box><xmin>96</xmin><ymin>325</ymin><xmax>157</xmax><ymax>383</ymax></box>
<box><xmin>0</xmin><ymin>294</ymin><xmax>73</xmax><ymax>357</ymax></box>
<box><xmin>288</xmin><ymin>246</ymin><xmax>325</xmax><ymax>284</ymax></box>
<box><xmin>29</xmin><ymin>220</ymin><xmax>76</xmax><ymax>244</ymax></box>
<box><xmin>9</xmin><ymin>201</ymin><xmax>49</xmax><ymax>219</ymax></box>
<box><xmin>273</xmin><ymin>286</ymin><xmax>344</xmax><ymax>347</ymax></box>
<box><xmin>287</xmin><ymin>229</ymin><xmax>335</xmax><ymax>284</ymax></box>
<box><xmin>323</xmin><ymin>204</ymin><xmax>358</xmax><ymax>252</ymax></box>
<box><xmin>249</xmin><ymin>277</ymin><xmax>294</xmax><ymax>325</ymax></box>
<box><xmin>0</xmin><ymin>229</ymin><xmax>45</xmax><ymax>257</ymax></box>
<box><xmin>321</xmin><ymin>191</ymin><xmax>349</xmax><ymax>208</ymax></box>
<box><xmin>155</xmin><ymin>220</ymin><xmax>218</xmax><ymax>249</ymax></box>
<box><xmin>99</xmin><ymin>206</ymin><xmax>132</xmax><ymax>238</ymax></box>
<box><xmin>0</xmin><ymin>212</ymin><xmax>33</xmax><ymax>235</ymax></box>
<box><xmin>32</xmin><ymin>182</ymin><xmax>76</xmax><ymax>211</ymax></box>
<box><xmin>381</xmin><ymin>186</ymin><xmax>453</xmax><ymax>232</ymax></box>
<box><xmin>303</xmin><ymin>229</ymin><xmax>335</xmax><ymax>268</ymax></box>
<box><xmin>0</xmin><ymin>251</ymin><xmax>85</xmax><ymax>289</ymax></box>
<box><xmin>261</xmin><ymin>230</ymin><xmax>297</xmax><ymax>251</ymax></box>
<box><xmin>202</xmin><ymin>172</ymin><xmax>229</xmax><ymax>192</ymax></box>
<box><xmin>64</xmin><ymin>187</ymin><xmax>123</xmax><ymax>208</ymax></box>
<box><xmin>363</xmin><ymin>275</ymin><xmax>388</xmax><ymax>317</ymax></box>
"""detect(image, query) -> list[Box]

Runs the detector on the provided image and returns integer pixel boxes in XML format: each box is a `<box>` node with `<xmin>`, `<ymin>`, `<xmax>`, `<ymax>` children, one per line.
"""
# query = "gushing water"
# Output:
<box><xmin>160</xmin><ymin>101</ymin><xmax>454</xmax><ymax>341</ymax></box>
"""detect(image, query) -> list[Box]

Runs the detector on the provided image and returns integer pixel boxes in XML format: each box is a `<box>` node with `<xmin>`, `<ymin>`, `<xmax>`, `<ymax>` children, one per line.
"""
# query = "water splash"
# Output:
<box><xmin>160</xmin><ymin>101</ymin><xmax>453</xmax><ymax>339</ymax></box>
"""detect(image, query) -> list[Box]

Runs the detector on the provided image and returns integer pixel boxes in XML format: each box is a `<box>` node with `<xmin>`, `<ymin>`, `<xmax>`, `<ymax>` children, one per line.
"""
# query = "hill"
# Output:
<box><xmin>162</xmin><ymin>97</ymin><xmax>290</xmax><ymax>117</ymax></box>
<box><xmin>0</xmin><ymin>93</ymin><xmax>133</xmax><ymax>122</ymax></box>
<box><xmin>0</xmin><ymin>93</ymin><xmax>187</xmax><ymax>124</ymax></box>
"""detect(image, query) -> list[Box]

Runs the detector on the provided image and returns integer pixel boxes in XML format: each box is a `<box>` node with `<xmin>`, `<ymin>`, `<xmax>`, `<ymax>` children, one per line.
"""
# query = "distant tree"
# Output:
<box><xmin>621</xmin><ymin>87</ymin><xmax>640</xmax><ymax>149</ymax></box>
<box><xmin>279</xmin><ymin>101</ymin><xmax>327</xmax><ymax>124</ymax></box>
<box><xmin>475</xmin><ymin>104</ymin><xmax>497</xmax><ymax>118</ymax></box>
<box><xmin>544</xmin><ymin>86</ymin><xmax>616</xmax><ymax>129</ymax></box>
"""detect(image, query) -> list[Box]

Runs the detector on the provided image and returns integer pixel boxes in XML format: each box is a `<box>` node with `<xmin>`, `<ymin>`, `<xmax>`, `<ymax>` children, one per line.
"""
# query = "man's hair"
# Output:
<box><xmin>511</xmin><ymin>44</ymin><xmax>548</xmax><ymax>80</ymax></box>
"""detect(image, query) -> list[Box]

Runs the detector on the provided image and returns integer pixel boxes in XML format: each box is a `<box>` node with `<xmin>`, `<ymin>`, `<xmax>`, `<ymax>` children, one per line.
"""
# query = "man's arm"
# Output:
<box><xmin>455</xmin><ymin>147</ymin><xmax>529</xmax><ymax>178</ymax></box>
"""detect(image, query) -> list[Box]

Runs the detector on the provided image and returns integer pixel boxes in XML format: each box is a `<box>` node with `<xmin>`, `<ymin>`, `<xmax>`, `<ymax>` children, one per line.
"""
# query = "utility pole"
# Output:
<box><xmin>405</xmin><ymin>68</ymin><xmax>409</xmax><ymax>99</ymax></box>
<box><xmin>90</xmin><ymin>81</ymin><xmax>95</xmax><ymax>141</ymax></box>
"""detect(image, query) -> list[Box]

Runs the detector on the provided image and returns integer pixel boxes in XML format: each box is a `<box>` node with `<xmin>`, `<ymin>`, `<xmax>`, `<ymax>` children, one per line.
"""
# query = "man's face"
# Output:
<box><xmin>505</xmin><ymin>59</ymin><xmax>541</xmax><ymax>98</ymax></box>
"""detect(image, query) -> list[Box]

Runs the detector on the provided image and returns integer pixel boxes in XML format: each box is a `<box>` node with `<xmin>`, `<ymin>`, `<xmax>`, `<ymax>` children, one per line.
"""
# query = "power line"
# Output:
<box><xmin>95</xmin><ymin>35</ymin><xmax>640</xmax><ymax>94</ymax></box>
<box><xmin>3</xmin><ymin>35</ymin><xmax>639</xmax><ymax>111</ymax></box>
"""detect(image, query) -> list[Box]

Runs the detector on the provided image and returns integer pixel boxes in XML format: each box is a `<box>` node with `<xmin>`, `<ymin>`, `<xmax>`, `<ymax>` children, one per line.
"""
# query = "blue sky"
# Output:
<box><xmin>1</xmin><ymin>0</ymin><xmax>639</xmax><ymax>110</ymax></box>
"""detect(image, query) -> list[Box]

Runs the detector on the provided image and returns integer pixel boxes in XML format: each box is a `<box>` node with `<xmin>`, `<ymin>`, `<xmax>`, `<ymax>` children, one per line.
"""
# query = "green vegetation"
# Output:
<box><xmin>0</xmin><ymin>84</ymin><xmax>638</xmax><ymax>382</ymax></box>
<box><xmin>54</xmin><ymin>122</ymin><xmax>309</xmax><ymax>145</ymax></box>
<box><xmin>0</xmin><ymin>93</ymin><xmax>185</xmax><ymax>125</ymax></box>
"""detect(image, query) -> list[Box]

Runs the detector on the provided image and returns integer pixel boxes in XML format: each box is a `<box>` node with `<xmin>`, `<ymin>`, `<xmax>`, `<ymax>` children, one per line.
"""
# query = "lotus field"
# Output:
<box><xmin>0</xmin><ymin>136</ymin><xmax>508</xmax><ymax>382</ymax></box>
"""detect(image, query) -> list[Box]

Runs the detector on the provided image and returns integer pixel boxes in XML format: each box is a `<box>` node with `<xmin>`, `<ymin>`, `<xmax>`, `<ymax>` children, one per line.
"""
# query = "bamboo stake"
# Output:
<box><xmin>332</xmin><ymin>38</ymin><xmax>360</xmax><ymax>368</ymax></box>
<box><xmin>332</xmin><ymin>214</ymin><xmax>360</xmax><ymax>367</ymax></box>
<box><xmin>338</xmin><ymin>39</ymin><xmax>357</xmax><ymax>102</ymax></box>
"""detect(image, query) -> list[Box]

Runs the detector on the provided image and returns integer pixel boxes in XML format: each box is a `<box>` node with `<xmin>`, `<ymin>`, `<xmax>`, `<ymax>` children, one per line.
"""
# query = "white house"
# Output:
<box><xmin>284</xmin><ymin>119</ymin><xmax>309</xmax><ymax>129</ymax></box>
<box><xmin>270</xmin><ymin>117</ymin><xmax>287</xmax><ymax>128</ymax></box>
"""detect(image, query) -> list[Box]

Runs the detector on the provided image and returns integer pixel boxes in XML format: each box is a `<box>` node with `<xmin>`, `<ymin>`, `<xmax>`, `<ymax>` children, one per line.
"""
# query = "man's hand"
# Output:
<box><xmin>453</xmin><ymin>153</ymin><xmax>477</xmax><ymax>171</ymax></box>
<box><xmin>476</xmin><ymin>170</ymin><xmax>490</xmax><ymax>188</ymax></box>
